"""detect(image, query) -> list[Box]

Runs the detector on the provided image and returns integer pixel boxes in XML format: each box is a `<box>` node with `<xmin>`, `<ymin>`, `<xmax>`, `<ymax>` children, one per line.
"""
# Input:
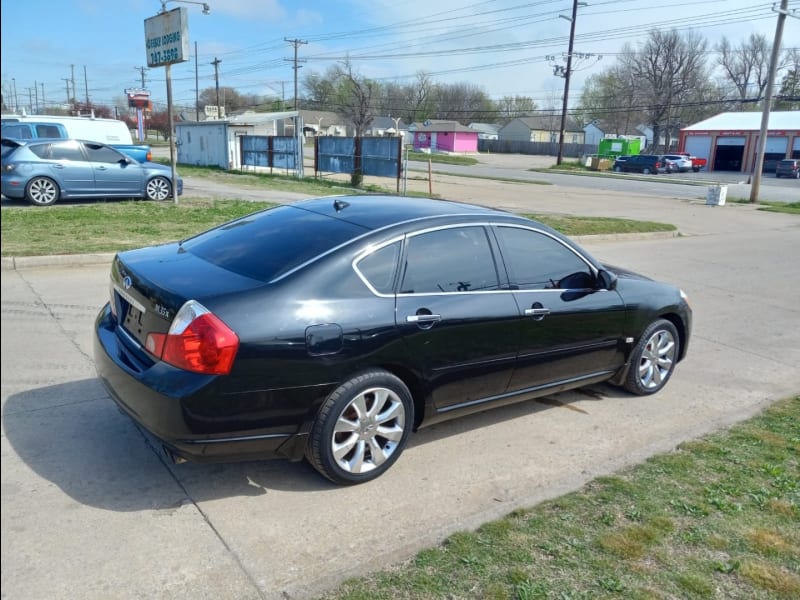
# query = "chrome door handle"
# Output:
<box><xmin>406</xmin><ymin>314</ymin><xmax>442</xmax><ymax>323</ymax></box>
<box><xmin>524</xmin><ymin>307</ymin><xmax>550</xmax><ymax>321</ymax></box>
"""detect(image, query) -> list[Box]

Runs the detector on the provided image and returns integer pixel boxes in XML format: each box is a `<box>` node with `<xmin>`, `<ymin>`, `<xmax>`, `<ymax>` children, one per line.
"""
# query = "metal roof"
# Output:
<box><xmin>682</xmin><ymin>111</ymin><xmax>799</xmax><ymax>132</ymax></box>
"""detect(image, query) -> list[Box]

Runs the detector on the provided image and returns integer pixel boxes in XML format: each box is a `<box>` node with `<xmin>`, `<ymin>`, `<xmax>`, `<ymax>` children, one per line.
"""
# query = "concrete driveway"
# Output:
<box><xmin>2</xmin><ymin>174</ymin><xmax>799</xmax><ymax>599</ymax></box>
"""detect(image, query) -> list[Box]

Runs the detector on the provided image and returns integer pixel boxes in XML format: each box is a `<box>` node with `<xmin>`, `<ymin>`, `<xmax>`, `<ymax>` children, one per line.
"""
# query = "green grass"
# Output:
<box><xmin>319</xmin><ymin>396</ymin><xmax>800</xmax><ymax>599</ymax></box>
<box><xmin>0</xmin><ymin>198</ymin><xmax>277</xmax><ymax>256</ymax></box>
<box><xmin>407</xmin><ymin>151</ymin><xmax>480</xmax><ymax>166</ymax></box>
<box><xmin>528</xmin><ymin>214</ymin><xmax>677</xmax><ymax>237</ymax></box>
<box><xmin>756</xmin><ymin>202</ymin><xmax>800</xmax><ymax>215</ymax></box>
<box><xmin>0</xmin><ymin>198</ymin><xmax>676</xmax><ymax>257</ymax></box>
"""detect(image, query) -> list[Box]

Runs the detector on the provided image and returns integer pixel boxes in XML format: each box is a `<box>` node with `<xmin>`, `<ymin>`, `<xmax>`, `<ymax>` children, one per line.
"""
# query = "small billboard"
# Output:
<box><xmin>144</xmin><ymin>7</ymin><xmax>189</xmax><ymax>67</ymax></box>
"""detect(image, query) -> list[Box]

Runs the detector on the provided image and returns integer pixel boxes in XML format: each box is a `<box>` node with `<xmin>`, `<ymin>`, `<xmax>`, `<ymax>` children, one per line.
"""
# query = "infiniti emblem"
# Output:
<box><xmin>123</xmin><ymin>276</ymin><xmax>132</xmax><ymax>290</ymax></box>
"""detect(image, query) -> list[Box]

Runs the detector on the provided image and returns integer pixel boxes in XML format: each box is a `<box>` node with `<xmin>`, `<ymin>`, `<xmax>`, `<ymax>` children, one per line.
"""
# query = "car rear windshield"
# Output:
<box><xmin>180</xmin><ymin>205</ymin><xmax>369</xmax><ymax>282</ymax></box>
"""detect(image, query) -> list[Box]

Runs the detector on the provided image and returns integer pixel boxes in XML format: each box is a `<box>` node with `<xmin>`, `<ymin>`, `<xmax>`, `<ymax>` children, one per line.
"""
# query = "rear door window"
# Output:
<box><xmin>50</xmin><ymin>141</ymin><xmax>87</xmax><ymax>161</ymax></box>
<box><xmin>400</xmin><ymin>226</ymin><xmax>500</xmax><ymax>294</ymax></box>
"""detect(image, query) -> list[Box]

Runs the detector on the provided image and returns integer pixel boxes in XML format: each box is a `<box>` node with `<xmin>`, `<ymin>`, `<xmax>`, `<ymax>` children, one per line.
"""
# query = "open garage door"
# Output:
<box><xmin>714</xmin><ymin>136</ymin><xmax>746</xmax><ymax>171</ymax></box>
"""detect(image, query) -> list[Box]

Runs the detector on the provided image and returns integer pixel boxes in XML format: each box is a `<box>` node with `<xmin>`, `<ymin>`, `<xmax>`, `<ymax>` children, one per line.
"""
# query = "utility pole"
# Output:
<box><xmin>26</xmin><ymin>87</ymin><xmax>34</xmax><ymax>113</ymax></box>
<box><xmin>71</xmin><ymin>64</ymin><xmax>76</xmax><ymax>109</ymax></box>
<box><xmin>62</xmin><ymin>78</ymin><xmax>71</xmax><ymax>105</ymax></box>
<box><xmin>12</xmin><ymin>78</ymin><xmax>18</xmax><ymax>112</ymax></box>
<box><xmin>134</xmin><ymin>66</ymin><xmax>150</xmax><ymax>88</ymax></box>
<box><xmin>34</xmin><ymin>80</ymin><xmax>39</xmax><ymax>113</ymax></box>
<box><xmin>40</xmin><ymin>82</ymin><xmax>45</xmax><ymax>112</ymax></box>
<box><xmin>195</xmin><ymin>41</ymin><xmax>199</xmax><ymax>121</ymax></box>
<box><xmin>83</xmin><ymin>65</ymin><xmax>90</xmax><ymax>107</ymax></box>
<box><xmin>556</xmin><ymin>0</ymin><xmax>583</xmax><ymax>165</ymax></box>
<box><xmin>284</xmin><ymin>38</ymin><xmax>307</xmax><ymax>110</ymax></box>
<box><xmin>211</xmin><ymin>57</ymin><xmax>222</xmax><ymax>118</ymax></box>
<box><xmin>750</xmin><ymin>0</ymin><xmax>789</xmax><ymax>203</ymax></box>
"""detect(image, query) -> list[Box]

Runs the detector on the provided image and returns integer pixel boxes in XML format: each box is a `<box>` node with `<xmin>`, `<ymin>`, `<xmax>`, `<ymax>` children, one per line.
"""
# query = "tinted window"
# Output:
<box><xmin>356</xmin><ymin>241</ymin><xmax>401</xmax><ymax>295</ymax></box>
<box><xmin>400</xmin><ymin>226</ymin><xmax>499</xmax><ymax>294</ymax></box>
<box><xmin>496</xmin><ymin>226</ymin><xmax>593</xmax><ymax>290</ymax></box>
<box><xmin>182</xmin><ymin>205</ymin><xmax>368</xmax><ymax>282</ymax></box>
<box><xmin>84</xmin><ymin>143</ymin><xmax>125</xmax><ymax>164</ymax></box>
<box><xmin>50</xmin><ymin>141</ymin><xmax>86</xmax><ymax>161</ymax></box>
<box><xmin>35</xmin><ymin>124</ymin><xmax>63</xmax><ymax>138</ymax></box>
<box><xmin>1</xmin><ymin>140</ymin><xmax>21</xmax><ymax>158</ymax></box>
<box><xmin>2</xmin><ymin>124</ymin><xmax>32</xmax><ymax>139</ymax></box>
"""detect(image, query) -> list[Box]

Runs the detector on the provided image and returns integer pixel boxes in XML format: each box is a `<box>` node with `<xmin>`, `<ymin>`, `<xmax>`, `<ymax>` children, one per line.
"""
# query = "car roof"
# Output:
<box><xmin>291</xmin><ymin>194</ymin><xmax>516</xmax><ymax>231</ymax></box>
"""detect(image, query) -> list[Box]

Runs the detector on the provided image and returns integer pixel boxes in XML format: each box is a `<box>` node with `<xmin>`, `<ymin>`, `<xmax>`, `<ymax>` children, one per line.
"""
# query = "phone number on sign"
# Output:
<box><xmin>150</xmin><ymin>48</ymin><xmax>179</xmax><ymax>65</ymax></box>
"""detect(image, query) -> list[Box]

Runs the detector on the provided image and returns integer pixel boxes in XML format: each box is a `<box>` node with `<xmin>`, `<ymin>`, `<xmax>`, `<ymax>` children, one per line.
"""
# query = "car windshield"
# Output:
<box><xmin>181</xmin><ymin>205</ymin><xmax>369</xmax><ymax>282</ymax></box>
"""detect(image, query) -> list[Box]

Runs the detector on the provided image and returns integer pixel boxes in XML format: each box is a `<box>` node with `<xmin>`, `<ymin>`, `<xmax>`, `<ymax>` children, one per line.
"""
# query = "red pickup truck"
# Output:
<box><xmin>678</xmin><ymin>152</ymin><xmax>707</xmax><ymax>172</ymax></box>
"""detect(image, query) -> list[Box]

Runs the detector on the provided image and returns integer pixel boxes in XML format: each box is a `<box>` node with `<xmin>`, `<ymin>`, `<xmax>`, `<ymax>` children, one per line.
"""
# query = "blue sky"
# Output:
<box><xmin>2</xmin><ymin>0</ymin><xmax>797</xmax><ymax>115</ymax></box>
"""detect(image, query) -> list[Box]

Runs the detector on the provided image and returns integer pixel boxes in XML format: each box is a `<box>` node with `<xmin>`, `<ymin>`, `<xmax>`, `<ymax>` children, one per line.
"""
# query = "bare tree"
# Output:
<box><xmin>716</xmin><ymin>33</ymin><xmax>772</xmax><ymax>106</ymax></box>
<box><xmin>495</xmin><ymin>95</ymin><xmax>536</xmax><ymax>121</ymax></box>
<box><xmin>775</xmin><ymin>48</ymin><xmax>800</xmax><ymax>110</ymax></box>
<box><xmin>331</xmin><ymin>59</ymin><xmax>379</xmax><ymax>138</ymax></box>
<box><xmin>623</xmin><ymin>29</ymin><xmax>708</xmax><ymax>152</ymax></box>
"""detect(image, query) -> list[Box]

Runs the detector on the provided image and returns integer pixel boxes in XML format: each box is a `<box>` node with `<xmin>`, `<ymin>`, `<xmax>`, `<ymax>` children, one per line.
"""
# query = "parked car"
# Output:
<box><xmin>94</xmin><ymin>195</ymin><xmax>692</xmax><ymax>485</ymax></box>
<box><xmin>662</xmin><ymin>154</ymin><xmax>693</xmax><ymax>173</ymax></box>
<box><xmin>613</xmin><ymin>154</ymin><xmax>667</xmax><ymax>175</ymax></box>
<box><xmin>775</xmin><ymin>159</ymin><xmax>799</xmax><ymax>179</ymax></box>
<box><xmin>1</xmin><ymin>138</ymin><xmax>181</xmax><ymax>206</ymax></box>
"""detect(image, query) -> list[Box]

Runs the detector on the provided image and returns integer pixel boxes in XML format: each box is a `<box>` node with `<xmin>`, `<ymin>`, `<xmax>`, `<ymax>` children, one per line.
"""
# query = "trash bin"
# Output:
<box><xmin>706</xmin><ymin>184</ymin><xmax>727</xmax><ymax>206</ymax></box>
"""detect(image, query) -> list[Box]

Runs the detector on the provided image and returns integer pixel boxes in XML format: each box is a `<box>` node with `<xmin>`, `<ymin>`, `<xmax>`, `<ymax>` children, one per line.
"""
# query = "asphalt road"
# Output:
<box><xmin>2</xmin><ymin>163</ymin><xmax>799</xmax><ymax>599</ymax></box>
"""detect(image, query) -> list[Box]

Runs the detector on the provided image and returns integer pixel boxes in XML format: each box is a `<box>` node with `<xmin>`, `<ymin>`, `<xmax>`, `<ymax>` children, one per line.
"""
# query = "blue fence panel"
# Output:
<box><xmin>272</xmin><ymin>136</ymin><xmax>296</xmax><ymax>169</ymax></box>
<box><xmin>317</xmin><ymin>137</ymin><xmax>356</xmax><ymax>174</ymax></box>
<box><xmin>361</xmin><ymin>137</ymin><xmax>401</xmax><ymax>177</ymax></box>
<box><xmin>240</xmin><ymin>135</ymin><xmax>297</xmax><ymax>169</ymax></box>
<box><xmin>241</xmin><ymin>135</ymin><xmax>269</xmax><ymax>167</ymax></box>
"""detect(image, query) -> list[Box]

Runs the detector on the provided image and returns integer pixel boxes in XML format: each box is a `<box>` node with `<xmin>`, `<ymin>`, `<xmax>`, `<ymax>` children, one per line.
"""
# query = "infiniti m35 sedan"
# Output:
<box><xmin>94</xmin><ymin>195</ymin><xmax>691</xmax><ymax>485</ymax></box>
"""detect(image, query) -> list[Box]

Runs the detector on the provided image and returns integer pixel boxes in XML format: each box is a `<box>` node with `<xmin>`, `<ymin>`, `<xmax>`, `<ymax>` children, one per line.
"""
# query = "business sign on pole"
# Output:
<box><xmin>144</xmin><ymin>7</ymin><xmax>189</xmax><ymax>67</ymax></box>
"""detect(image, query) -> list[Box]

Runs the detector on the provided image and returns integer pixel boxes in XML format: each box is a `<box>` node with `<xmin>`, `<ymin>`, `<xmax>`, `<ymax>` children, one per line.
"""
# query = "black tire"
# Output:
<box><xmin>643</xmin><ymin>167</ymin><xmax>652</xmax><ymax>175</ymax></box>
<box><xmin>145</xmin><ymin>176</ymin><xmax>171</xmax><ymax>201</ymax></box>
<box><xmin>614</xmin><ymin>166</ymin><xmax>622</xmax><ymax>173</ymax></box>
<box><xmin>624</xmin><ymin>319</ymin><xmax>680</xmax><ymax>395</ymax></box>
<box><xmin>693</xmin><ymin>167</ymin><xmax>700</xmax><ymax>173</ymax></box>
<box><xmin>306</xmin><ymin>369</ymin><xmax>413</xmax><ymax>485</ymax></box>
<box><xmin>25</xmin><ymin>177</ymin><xmax>60</xmax><ymax>206</ymax></box>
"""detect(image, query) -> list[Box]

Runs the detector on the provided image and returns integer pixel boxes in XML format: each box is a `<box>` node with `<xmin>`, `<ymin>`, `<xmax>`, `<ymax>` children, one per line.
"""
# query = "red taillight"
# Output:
<box><xmin>146</xmin><ymin>300</ymin><xmax>239</xmax><ymax>375</ymax></box>
<box><xmin>146</xmin><ymin>150</ymin><xmax>152</xmax><ymax>161</ymax></box>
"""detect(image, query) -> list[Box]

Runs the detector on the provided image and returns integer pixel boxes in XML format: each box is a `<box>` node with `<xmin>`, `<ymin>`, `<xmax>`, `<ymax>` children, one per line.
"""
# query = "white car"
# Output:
<box><xmin>662</xmin><ymin>154</ymin><xmax>693</xmax><ymax>173</ymax></box>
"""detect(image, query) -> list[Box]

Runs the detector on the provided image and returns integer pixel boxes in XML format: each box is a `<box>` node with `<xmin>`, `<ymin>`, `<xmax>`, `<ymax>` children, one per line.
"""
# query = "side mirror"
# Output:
<box><xmin>598</xmin><ymin>269</ymin><xmax>618</xmax><ymax>291</ymax></box>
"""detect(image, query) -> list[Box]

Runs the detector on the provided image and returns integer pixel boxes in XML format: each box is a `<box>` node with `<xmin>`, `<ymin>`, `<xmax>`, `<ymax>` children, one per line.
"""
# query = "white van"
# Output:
<box><xmin>1</xmin><ymin>114</ymin><xmax>133</xmax><ymax>145</ymax></box>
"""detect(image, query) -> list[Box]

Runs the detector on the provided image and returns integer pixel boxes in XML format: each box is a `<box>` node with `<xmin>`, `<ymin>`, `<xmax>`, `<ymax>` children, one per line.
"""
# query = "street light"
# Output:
<box><xmin>160</xmin><ymin>0</ymin><xmax>209</xmax><ymax>14</ymax></box>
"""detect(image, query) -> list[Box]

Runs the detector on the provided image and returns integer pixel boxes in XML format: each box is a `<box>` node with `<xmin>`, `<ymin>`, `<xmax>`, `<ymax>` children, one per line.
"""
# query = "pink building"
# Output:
<box><xmin>411</xmin><ymin>120</ymin><xmax>478</xmax><ymax>153</ymax></box>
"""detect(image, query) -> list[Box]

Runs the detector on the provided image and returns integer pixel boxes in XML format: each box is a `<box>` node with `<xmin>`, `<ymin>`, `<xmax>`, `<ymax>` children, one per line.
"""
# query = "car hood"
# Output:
<box><xmin>602</xmin><ymin>263</ymin><xmax>653</xmax><ymax>282</ymax></box>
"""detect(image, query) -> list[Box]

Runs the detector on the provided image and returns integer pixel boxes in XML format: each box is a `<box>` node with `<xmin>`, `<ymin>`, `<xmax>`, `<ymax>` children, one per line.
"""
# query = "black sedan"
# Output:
<box><xmin>94</xmin><ymin>195</ymin><xmax>692</xmax><ymax>485</ymax></box>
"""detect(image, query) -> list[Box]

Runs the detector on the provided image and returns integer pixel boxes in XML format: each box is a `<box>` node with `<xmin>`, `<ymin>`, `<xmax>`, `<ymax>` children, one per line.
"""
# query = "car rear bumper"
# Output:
<box><xmin>93</xmin><ymin>304</ymin><xmax>306</xmax><ymax>463</ymax></box>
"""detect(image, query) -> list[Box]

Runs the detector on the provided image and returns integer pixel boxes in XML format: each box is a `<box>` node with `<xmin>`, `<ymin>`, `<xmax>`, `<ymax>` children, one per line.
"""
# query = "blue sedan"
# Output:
<box><xmin>1</xmin><ymin>138</ymin><xmax>182</xmax><ymax>206</ymax></box>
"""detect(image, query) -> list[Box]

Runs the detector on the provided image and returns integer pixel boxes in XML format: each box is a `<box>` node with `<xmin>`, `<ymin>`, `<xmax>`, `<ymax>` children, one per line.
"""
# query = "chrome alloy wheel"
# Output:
<box><xmin>637</xmin><ymin>328</ymin><xmax>676</xmax><ymax>390</ymax></box>
<box><xmin>27</xmin><ymin>177</ymin><xmax>59</xmax><ymax>206</ymax></box>
<box><xmin>331</xmin><ymin>386</ymin><xmax>406</xmax><ymax>474</ymax></box>
<box><xmin>146</xmin><ymin>177</ymin><xmax>171</xmax><ymax>201</ymax></box>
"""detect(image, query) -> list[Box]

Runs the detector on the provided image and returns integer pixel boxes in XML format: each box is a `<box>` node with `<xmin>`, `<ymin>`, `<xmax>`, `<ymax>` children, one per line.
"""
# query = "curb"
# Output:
<box><xmin>1</xmin><ymin>231</ymin><xmax>680</xmax><ymax>272</ymax></box>
<box><xmin>1</xmin><ymin>253</ymin><xmax>117</xmax><ymax>272</ymax></box>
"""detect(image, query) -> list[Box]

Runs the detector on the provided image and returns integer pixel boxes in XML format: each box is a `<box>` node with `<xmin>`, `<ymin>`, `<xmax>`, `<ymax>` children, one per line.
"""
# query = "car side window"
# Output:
<box><xmin>356</xmin><ymin>241</ymin><xmax>401</xmax><ymax>295</ymax></box>
<box><xmin>83</xmin><ymin>143</ymin><xmax>125</xmax><ymax>164</ymax></box>
<box><xmin>496</xmin><ymin>226</ymin><xmax>594</xmax><ymax>290</ymax></box>
<box><xmin>400</xmin><ymin>226</ymin><xmax>499</xmax><ymax>294</ymax></box>
<box><xmin>49</xmin><ymin>141</ymin><xmax>86</xmax><ymax>162</ymax></box>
